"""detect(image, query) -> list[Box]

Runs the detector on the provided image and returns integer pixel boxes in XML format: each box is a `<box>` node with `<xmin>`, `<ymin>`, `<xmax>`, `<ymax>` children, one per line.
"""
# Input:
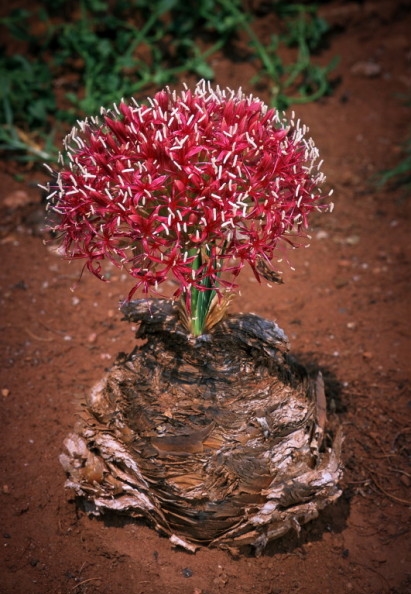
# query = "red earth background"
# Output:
<box><xmin>1</xmin><ymin>1</ymin><xmax>410</xmax><ymax>593</ymax></box>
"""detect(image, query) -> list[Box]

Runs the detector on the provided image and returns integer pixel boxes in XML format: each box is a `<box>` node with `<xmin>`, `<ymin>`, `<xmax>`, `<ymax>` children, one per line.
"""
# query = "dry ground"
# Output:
<box><xmin>1</xmin><ymin>2</ymin><xmax>410</xmax><ymax>593</ymax></box>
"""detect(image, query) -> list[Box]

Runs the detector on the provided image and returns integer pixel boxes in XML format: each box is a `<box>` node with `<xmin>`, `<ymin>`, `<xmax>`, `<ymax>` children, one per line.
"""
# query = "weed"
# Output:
<box><xmin>376</xmin><ymin>97</ymin><xmax>411</xmax><ymax>193</ymax></box>
<box><xmin>222</xmin><ymin>0</ymin><xmax>338</xmax><ymax>109</ymax></box>
<box><xmin>0</xmin><ymin>0</ymin><xmax>336</xmax><ymax>163</ymax></box>
<box><xmin>377</xmin><ymin>136</ymin><xmax>411</xmax><ymax>192</ymax></box>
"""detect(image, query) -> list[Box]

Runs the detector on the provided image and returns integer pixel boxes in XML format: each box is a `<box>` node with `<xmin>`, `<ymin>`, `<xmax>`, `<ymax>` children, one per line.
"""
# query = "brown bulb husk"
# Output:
<box><xmin>60</xmin><ymin>299</ymin><xmax>343</xmax><ymax>555</ymax></box>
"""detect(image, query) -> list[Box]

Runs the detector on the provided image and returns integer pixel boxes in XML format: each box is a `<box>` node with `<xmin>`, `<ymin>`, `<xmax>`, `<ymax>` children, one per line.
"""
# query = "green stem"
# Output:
<box><xmin>218</xmin><ymin>0</ymin><xmax>274</xmax><ymax>76</ymax></box>
<box><xmin>189</xmin><ymin>250</ymin><xmax>216</xmax><ymax>336</ymax></box>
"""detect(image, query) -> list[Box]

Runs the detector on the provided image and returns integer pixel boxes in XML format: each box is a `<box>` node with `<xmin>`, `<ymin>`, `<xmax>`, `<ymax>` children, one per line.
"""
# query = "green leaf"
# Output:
<box><xmin>192</xmin><ymin>60</ymin><xmax>214</xmax><ymax>80</ymax></box>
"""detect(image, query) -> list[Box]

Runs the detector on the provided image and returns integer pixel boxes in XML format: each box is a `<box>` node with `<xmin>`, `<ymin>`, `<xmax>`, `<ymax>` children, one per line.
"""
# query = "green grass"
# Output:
<box><xmin>376</xmin><ymin>97</ymin><xmax>411</xmax><ymax>193</ymax></box>
<box><xmin>0</xmin><ymin>0</ymin><xmax>337</xmax><ymax>163</ymax></box>
<box><xmin>377</xmin><ymin>136</ymin><xmax>411</xmax><ymax>192</ymax></box>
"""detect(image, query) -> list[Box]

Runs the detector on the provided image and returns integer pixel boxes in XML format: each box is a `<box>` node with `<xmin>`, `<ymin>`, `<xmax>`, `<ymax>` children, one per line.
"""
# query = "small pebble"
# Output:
<box><xmin>2</xmin><ymin>388</ymin><xmax>10</xmax><ymax>397</ymax></box>
<box><xmin>350</xmin><ymin>60</ymin><xmax>381</xmax><ymax>77</ymax></box>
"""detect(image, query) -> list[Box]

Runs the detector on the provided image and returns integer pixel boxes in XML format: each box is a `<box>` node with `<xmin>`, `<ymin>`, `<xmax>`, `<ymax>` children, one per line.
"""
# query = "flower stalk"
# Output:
<box><xmin>187</xmin><ymin>248</ymin><xmax>217</xmax><ymax>336</ymax></box>
<box><xmin>45</xmin><ymin>80</ymin><xmax>332</xmax><ymax>336</ymax></box>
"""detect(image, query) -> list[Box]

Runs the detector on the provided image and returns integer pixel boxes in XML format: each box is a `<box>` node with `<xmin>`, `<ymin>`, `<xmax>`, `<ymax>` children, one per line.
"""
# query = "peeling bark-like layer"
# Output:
<box><xmin>60</xmin><ymin>299</ymin><xmax>343</xmax><ymax>555</ymax></box>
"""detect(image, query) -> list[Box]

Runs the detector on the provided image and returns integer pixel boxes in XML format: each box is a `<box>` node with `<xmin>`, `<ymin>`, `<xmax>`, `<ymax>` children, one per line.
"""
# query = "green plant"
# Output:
<box><xmin>0</xmin><ymin>0</ymin><xmax>336</xmax><ymax>164</ymax></box>
<box><xmin>0</xmin><ymin>51</ymin><xmax>57</xmax><ymax>161</ymax></box>
<box><xmin>375</xmin><ymin>96</ymin><xmax>411</xmax><ymax>192</ymax></box>
<box><xmin>377</xmin><ymin>136</ymin><xmax>411</xmax><ymax>191</ymax></box>
<box><xmin>242</xmin><ymin>2</ymin><xmax>338</xmax><ymax>109</ymax></box>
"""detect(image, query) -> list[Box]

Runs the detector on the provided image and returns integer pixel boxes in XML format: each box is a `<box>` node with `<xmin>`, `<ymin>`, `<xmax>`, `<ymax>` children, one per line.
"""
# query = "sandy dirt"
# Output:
<box><xmin>1</xmin><ymin>2</ymin><xmax>410</xmax><ymax>593</ymax></box>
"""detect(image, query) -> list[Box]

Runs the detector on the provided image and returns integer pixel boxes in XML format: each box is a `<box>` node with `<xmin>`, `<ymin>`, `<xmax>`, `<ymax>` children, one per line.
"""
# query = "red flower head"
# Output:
<box><xmin>47</xmin><ymin>81</ymin><xmax>332</xmax><ymax>333</ymax></box>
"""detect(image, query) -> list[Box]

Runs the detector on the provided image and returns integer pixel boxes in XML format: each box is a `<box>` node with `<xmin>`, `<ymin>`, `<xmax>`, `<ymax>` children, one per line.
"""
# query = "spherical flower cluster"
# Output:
<box><xmin>47</xmin><ymin>80</ymin><xmax>331</xmax><ymax>300</ymax></box>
